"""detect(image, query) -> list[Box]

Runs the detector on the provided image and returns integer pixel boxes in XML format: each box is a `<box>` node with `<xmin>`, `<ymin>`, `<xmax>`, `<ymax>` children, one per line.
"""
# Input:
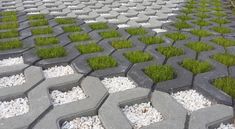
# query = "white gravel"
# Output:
<box><xmin>171</xmin><ymin>90</ymin><xmax>212</xmax><ymax>112</ymax></box>
<box><xmin>0</xmin><ymin>56</ymin><xmax>24</xmax><ymax>67</ymax></box>
<box><xmin>101</xmin><ymin>76</ymin><xmax>136</xmax><ymax>93</ymax></box>
<box><xmin>43</xmin><ymin>65</ymin><xmax>74</xmax><ymax>78</ymax></box>
<box><xmin>0</xmin><ymin>73</ymin><xmax>26</xmax><ymax>89</ymax></box>
<box><xmin>50</xmin><ymin>86</ymin><xmax>87</xmax><ymax>106</ymax></box>
<box><xmin>217</xmin><ymin>123</ymin><xmax>235</xmax><ymax>129</ymax></box>
<box><xmin>0</xmin><ymin>97</ymin><xmax>29</xmax><ymax>119</ymax></box>
<box><xmin>122</xmin><ymin>102</ymin><xmax>163</xmax><ymax>129</ymax></box>
<box><xmin>61</xmin><ymin>115</ymin><xmax>104</xmax><ymax>129</ymax></box>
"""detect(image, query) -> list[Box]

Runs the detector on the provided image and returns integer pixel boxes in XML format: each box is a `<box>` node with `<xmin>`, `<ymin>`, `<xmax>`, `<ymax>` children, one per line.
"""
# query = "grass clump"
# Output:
<box><xmin>214</xmin><ymin>11</ymin><xmax>226</xmax><ymax>17</ymax></box>
<box><xmin>111</xmin><ymin>40</ymin><xmax>132</xmax><ymax>49</ymax></box>
<box><xmin>89</xmin><ymin>22</ymin><xmax>109</xmax><ymax>30</ymax></box>
<box><xmin>0</xmin><ymin>30</ymin><xmax>19</xmax><ymax>39</ymax></box>
<box><xmin>176</xmin><ymin>15</ymin><xmax>192</xmax><ymax>21</ymax></box>
<box><xmin>76</xmin><ymin>43</ymin><xmax>103</xmax><ymax>54</ymax></box>
<box><xmin>0</xmin><ymin>11</ymin><xmax>17</xmax><ymax>16</ymax></box>
<box><xmin>0</xmin><ymin>39</ymin><xmax>22</xmax><ymax>50</ymax></box>
<box><xmin>30</xmin><ymin>19</ymin><xmax>48</xmax><ymax>27</ymax></box>
<box><xmin>157</xmin><ymin>46</ymin><xmax>184</xmax><ymax>58</ymax></box>
<box><xmin>186</xmin><ymin>41</ymin><xmax>213</xmax><ymax>53</ymax></box>
<box><xmin>88</xmin><ymin>56</ymin><xmax>117</xmax><ymax>70</ymax></box>
<box><xmin>196</xmin><ymin>13</ymin><xmax>210</xmax><ymax>19</ymax></box>
<box><xmin>55</xmin><ymin>18</ymin><xmax>75</xmax><ymax>24</ymax></box>
<box><xmin>213</xmin><ymin>53</ymin><xmax>235</xmax><ymax>66</ymax></box>
<box><xmin>181</xmin><ymin>59</ymin><xmax>212</xmax><ymax>74</ymax></box>
<box><xmin>35</xmin><ymin>37</ymin><xmax>59</xmax><ymax>46</ymax></box>
<box><xmin>99</xmin><ymin>30</ymin><xmax>120</xmax><ymax>39</ymax></box>
<box><xmin>174</xmin><ymin>21</ymin><xmax>192</xmax><ymax>30</ymax></box>
<box><xmin>213</xmin><ymin>77</ymin><xmax>235</xmax><ymax>98</ymax></box>
<box><xmin>31</xmin><ymin>27</ymin><xmax>53</xmax><ymax>35</ymax></box>
<box><xmin>1</xmin><ymin>15</ymin><xmax>18</xmax><ymax>22</ymax></box>
<box><xmin>69</xmin><ymin>33</ymin><xmax>91</xmax><ymax>42</ymax></box>
<box><xmin>211</xmin><ymin>26</ymin><xmax>232</xmax><ymax>34</ymax></box>
<box><xmin>0</xmin><ymin>22</ymin><xmax>18</xmax><ymax>30</ymax></box>
<box><xmin>144</xmin><ymin>65</ymin><xmax>175</xmax><ymax>83</ymax></box>
<box><xmin>181</xmin><ymin>8</ymin><xmax>193</xmax><ymax>15</ymax></box>
<box><xmin>62</xmin><ymin>25</ymin><xmax>81</xmax><ymax>32</ymax></box>
<box><xmin>140</xmin><ymin>36</ymin><xmax>164</xmax><ymax>45</ymax></box>
<box><xmin>165</xmin><ymin>32</ymin><xmax>188</xmax><ymax>42</ymax></box>
<box><xmin>126</xmin><ymin>28</ymin><xmax>147</xmax><ymax>35</ymax></box>
<box><xmin>190</xmin><ymin>29</ymin><xmax>212</xmax><ymax>38</ymax></box>
<box><xmin>211</xmin><ymin>37</ymin><xmax>235</xmax><ymax>47</ymax></box>
<box><xmin>193</xmin><ymin>20</ymin><xmax>210</xmax><ymax>27</ymax></box>
<box><xmin>211</xmin><ymin>18</ymin><xmax>230</xmax><ymax>25</ymax></box>
<box><xmin>124</xmin><ymin>51</ymin><xmax>153</xmax><ymax>63</ymax></box>
<box><xmin>36</xmin><ymin>46</ymin><xmax>67</xmax><ymax>59</ymax></box>
<box><xmin>28</xmin><ymin>14</ymin><xmax>45</xmax><ymax>20</ymax></box>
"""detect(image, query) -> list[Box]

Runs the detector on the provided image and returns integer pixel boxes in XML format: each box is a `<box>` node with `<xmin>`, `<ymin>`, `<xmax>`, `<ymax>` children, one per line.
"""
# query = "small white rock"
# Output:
<box><xmin>171</xmin><ymin>90</ymin><xmax>212</xmax><ymax>112</ymax></box>
<box><xmin>217</xmin><ymin>123</ymin><xmax>235</xmax><ymax>129</ymax></box>
<box><xmin>101</xmin><ymin>76</ymin><xmax>136</xmax><ymax>93</ymax></box>
<box><xmin>122</xmin><ymin>102</ymin><xmax>163</xmax><ymax>129</ymax></box>
<box><xmin>61</xmin><ymin>115</ymin><xmax>104</xmax><ymax>129</ymax></box>
<box><xmin>43</xmin><ymin>65</ymin><xmax>74</xmax><ymax>78</ymax></box>
<box><xmin>0</xmin><ymin>73</ymin><xmax>26</xmax><ymax>89</ymax></box>
<box><xmin>0</xmin><ymin>56</ymin><xmax>24</xmax><ymax>67</ymax></box>
<box><xmin>0</xmin><ymin>97</ymin><xmax>29</xmax><ymax>119</ymax></box>
<box><xmin>50</xmin><ymin>86</ymin><xmax>87</xmax><ymax>106</ymax></box>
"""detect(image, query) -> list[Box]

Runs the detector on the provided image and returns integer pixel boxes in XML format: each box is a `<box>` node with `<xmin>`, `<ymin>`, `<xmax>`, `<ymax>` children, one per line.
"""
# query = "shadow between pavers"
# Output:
<box><xmin>99</xmin><ymin>88</ymin><xmax>187</xmax><ymax>129</ymax></box>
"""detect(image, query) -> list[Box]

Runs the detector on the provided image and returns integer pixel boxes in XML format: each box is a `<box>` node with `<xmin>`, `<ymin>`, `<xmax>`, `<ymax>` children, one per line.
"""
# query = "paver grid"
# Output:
<box><xmin>0</xmin><ymin>0</ymin><xmax>235</xmax><ymax>128</ymax></box>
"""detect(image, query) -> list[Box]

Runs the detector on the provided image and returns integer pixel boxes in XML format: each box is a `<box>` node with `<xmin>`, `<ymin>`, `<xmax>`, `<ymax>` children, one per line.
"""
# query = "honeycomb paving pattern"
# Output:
<box><xmin>0</xmin><ymin>0</ymin><xmax>235</xmax><ymax>129</ymax></box>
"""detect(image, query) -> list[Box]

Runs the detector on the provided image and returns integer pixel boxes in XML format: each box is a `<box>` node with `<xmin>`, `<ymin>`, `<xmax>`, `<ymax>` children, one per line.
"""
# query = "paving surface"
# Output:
<box><xmin>0</xmin><ymin>0</ymin><xmax>235</xmax><ymax>129</ymax></box>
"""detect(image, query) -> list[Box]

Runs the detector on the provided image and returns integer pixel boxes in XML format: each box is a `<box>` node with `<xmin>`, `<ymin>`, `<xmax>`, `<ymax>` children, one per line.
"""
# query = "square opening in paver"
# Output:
<box><xmin>122</xmin><ymin>102</ymin><xmax>163</xmax><ymax>129</ymax></box>
<box><xmin>43</xmin><ymin>65</ymin><xmax>74</xmax><ymax>78</ymax></box>
<box><xmin>0</xmin><ymin>73</ymin><xmax>26</xmax><ymax>89</ymax></box>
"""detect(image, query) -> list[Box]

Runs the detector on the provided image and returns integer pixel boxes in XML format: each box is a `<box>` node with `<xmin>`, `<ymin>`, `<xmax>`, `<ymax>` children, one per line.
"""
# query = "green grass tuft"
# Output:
<box><xmin>35</xmin><ymin>37</ymin><xmax>59</xmax><ymax>46</ymax></box>
<box><xmin>31</xmin><ymin>27</ymin><xmax>53</xmax><ymax>35</ymax></box>
<box><xmin>111</xmin><ymin>40</ymin><xmax>132</xmax><ymax>49</ymax></box>
<box><xmin>126</xmin><ymin>28</ymin><xmax>147</xmax><ymax>35</ymax></box>
<box><xmin>76</xmin><ymin>43</ymin><xmax>103</xmax><ymax>54</ymax></box>
<box><xmin>30</xmin><ymin>19</ymin><xmax>48</xmax><ymax>27</ymax></box>
<box><xmin>176</xmin><ymin>15</ymin><xmax>192</xmax><ymax>21</ymax></box>
<box><xmin>165</xmin><ymin>32</ymin><xmax>188</xmax><ymax>42</ymax></box>
<box><xmin>211</xmin><ymin>18</ymin><xmax>230</xmax><ymax>25</ymax></box>
<box><xmin>174</xmin><ymin>21</ymin><xmax>192</xmax><ymax>30</ymax></box>
<box><xmin>213</xmin><ymin>77</ymin><xmax>235</xmax><ymax>98</ymax></box>
<box><xmin>213</xmin><ymin>53</ymin><xmax>235</xmax><ymax>66</ymax></box>
<box><xmin>0</xmin><ymin>22</ymin><xmax>18</xmax><ymax>30</ymax></box>
<box><xmin>89</xmin><ymin>22</ymin><xmax>109</xmax><ymax>30</ymax></box>
<box><xmin>193</xmin><ymin>20</ymin><xmax>211</xmax><ymax>27</ymax></box>
<box><xmin>211</xmin><ymin>26</ymin><xmax>231</xmax><ymax>34</ymax></box>
<box><xmin>186</xmin><ymin>41</ymin><xmax>213</xmax><ymax>53</ymax></box>
<box><xmin>196</xmin><ymin>13</ymin><xmax>210</xmax><ymax>19</ymax></box>
<box><xmin>0</xmin><ymin>30</ymin><xmax>19</xmax><ymax>39</ymax></box>
<box><xmin>88</xmin><ymin>56</ymin><xmax>117</xmax><ymax>70</ymax></box>
<box><xmin>69</xmin><ymin>33</ymin><xmax>91</xmax><ymax>42</ymax></box>
<box><xmin>211</xmin><ymin>37</ymin><xmax>235</xmax><ymax>47</ymax></box>
<box><xmin>28</xmin><ymin>14</ymin><xmax>45</xmax><ymax>20</ymax></box>
<box><xmin>36</xmin><ymin>46</ymin><xmax>67</xmax><ymax>59</ymax></box>
<box><xmin>124</xmin><ymin>51</ymin><xmax>153</xmax><ymax>63</ymax></box>
<box><xmin>1</xmin><ymin>15</ymin><xmax>18</xmax><ymax>22</ymax></box>
<box><xmin>181</xmin><ymin>58</ymin><xmax>212</xmax><ymax>74</ymax></box>
<box><xmin>139</xmin><ymin>36</ymin><xmax>164</xmax><ymax>45</ymax></box>
<box><xmin>144</xmin><ymin>65</ymin><xmax>175</xmax><ymax>83</ymax></box>
<box><xmin>0</xmin><ymin>11</ymin><xmax>17</xmax><ymax>16</ymax></box>
<box><xmin>181</xmin><ymin>8</ymin><xmax>193</xmax><ymax>14</ymax></box>
<box><xmin>99</xmin><ymin>30</ymin><xmax>120</xmax><ymax>39</ymax></box>
<box><xmin>157</xmin><ymin>46</ymin><xmax>184</xmax><ymax>58</ymax></box>
<box><xmin>214</xmin><ymin>11</ymin><xmax>226</xmax><ymax>17</ymax></box>
<box><xmin>0</xmin><ymin>39</ymin><xmax>22</xmax><ymax>50</ymax></box>
<box><xmin>190</xmin><ymin>29</ymin><xmax>212</xmax><ymax>38</ymax></box>
<box><xmin>55</xmin><ymin>18</ymin><xmax>75</xmax><ymax>24</ymax></box>
<box><xmin>62</xmin><ymin>25</ymin><xmax>82</xmax><ymax>32</ymax></box>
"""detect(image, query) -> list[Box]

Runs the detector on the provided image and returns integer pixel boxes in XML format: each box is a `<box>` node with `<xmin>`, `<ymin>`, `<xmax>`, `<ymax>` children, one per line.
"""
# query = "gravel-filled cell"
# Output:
<box><xmin>43</xmin><ymin>65</ymin><xmax>74</xmax><ymax>78</ymax></box>
<box><xmin>0</xmin><ymin>73</ymin><xmax>26</xmax><ymax>89</ymax></box>
<box><xmin>0</xmin><ymin>56</ymin><xmax>24</xmax><ymax>67</ymax></box>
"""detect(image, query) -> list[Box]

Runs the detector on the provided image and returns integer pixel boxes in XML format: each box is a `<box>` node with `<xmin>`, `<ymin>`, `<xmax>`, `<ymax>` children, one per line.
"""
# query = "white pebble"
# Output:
<box><xmin>0</xmin><ymin>57</ymin><xmax>24</xmax><ymax>67</ymax></box>
<box><xmin>0</xmin><ymin>73</ymin><xmax>26</xmax><ymax>89</ymax></box>
<box><xmin>50</xmin><ymin>86</ymin><xmax>87</xmax><ymax>106</ymax></box>
<box><xmin>122</xmin><ymin>102</ymin><xmax>163</xmax><ymax>129</ymax></box>
<box><xmin>217</xmin><ymin>123</ymin><xmax>235</xmax><ymax>129</ymax></box>
<box><xmin>171</xmin><ymin>90</ymin><xmax>212</xmax><ymax>112</ymax></box>
<box><xmin>101</xmin><ymin>76</ymin><xmax>136</xmax><ymax>93</ymax></box>
<box><xmin>43</xmin><ymin>65</ymin><xmax>74</xmax><ymax>78</ymax></box>
<box><xmin>61</xmin><ymin>115</ymin><xmax>104</xmax><ymax>129</ymax></box>
<box><xmin>0</xmin><ymin>97</ymin><xmax>29</xmax><ymax>119</ymax></box>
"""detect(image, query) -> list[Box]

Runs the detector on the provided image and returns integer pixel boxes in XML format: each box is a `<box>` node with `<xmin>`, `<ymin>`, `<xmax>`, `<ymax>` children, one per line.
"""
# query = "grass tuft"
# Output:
<box><xmin>139</xmin><ymin>36</ymin><xmax>164</xmax><ymax>45</ymax></box>
<box><xmin>144</xmin><ymin>65</ymin><xmax>175</xmax><ymax>83</ymax></box>
<box><xmin>28</xmin><ymin>14</ymin><xmax>45</xmax><ymax>20</ymax></box>
<box><xmin>174</xmin><ymin>21</ymin><xmax>192</xmax><ymax>30</ymax></box>
<box><xmin>124</xmin><ymin>51</ymin><xmax>153</xmax><ymax>63</ymax></box>
<box><xmin>99</xmin><ymin>30</ymin><xmax>120</xmax><ymax>39</ymax></box>
<box><xmin>213</xmin><ymin>77</ymin><xmax>235</xmax><ymax>98</ymax></box>
<box><xmin>111</xmin><ymin>40</ymin><xmax>132</xmax><ymax>49</ymax></box>
<box><xmin>211</xmin><ymin>37</ymin><xmax>235</xmax><ymax>47</ymax></box>
<box><xmin>0</xmin><ymin>30</ymin><xmax>19</xmax><ymax>39</ymax></box>
<box><xmin>186</xmin><ymin>41</ymin><xmax>213</xmax><ymax>53</ymax></box>
<box><xmin>181</xmin><ymin>58</ymin><xmax>212</xmax><ymax>74</ymax></box>
<box><xmin>157</xmin><ymin>46</ymin><xmax>184</xmax><ymax>58</ymax></box>
<box><xmin>69</xmin><ymin>33</ymin><xmax>91</xmax><ymax>42</ymax></box>
<box><xmin>126</xmin><ymin>28</ymin><xmax>147</xmax><ymax>35</ymax></box>
<box><xmin>35</xmin><ymin>37</ymin><xmax>59</xmax><ymax>46</ymax></box>
<box><xmin>30</xmin><ymin>19</ymin><xmax>48</xmax><ymax>27</ymax></box>
<box><xmin>211</xmin><ymin>26</ymin><xmax>231</xmax><ymax>34</ymax></box>
<box><xmin>31</xmin><ymin>27</ymin><xmax>53</xmax><ymax>35</ymax></box>
<box><xmin>176</xmin><ymin>15</ymin><xmax>192</xmax><ymax>21</ymax></box>
<box><xmin>88</xmin><ymin>56</ymin><xmax>117</xmax><ymax>70</ymax></box>
<box><xmin>76</xmin><ymin>43</ymin><xmax>103</xmax><ymax>54</ymax></box>
<box><xmin>196</xmin><ymin>13</ymin><xmax>210</xmax><ymax>19</ymax></box>
<box><xmin>36</xmin><ymin>46</ymin><xmax>67</xmax><ymax>59</ymax></box>
<box><xmin>213</xmin><ymin>53</ymin><xmax>235</xmax><ymax>66</ymax></box>
<box><xmin>62</xmin><ymin>25</ymin><xmax>82</xmax><ymax>32</ymax></box>
<box><xmin>0</xmin><ymin>11</ymin><xmax>17</xmax><ymax>16</ymax></box>
<box><xmin>89</xmin><ymin>22</ymin><xmax>109</xmax><ymax>30</ymax></box>
<box><xmin>211</xmin><ymin>18</ymin><xmax>230</xmax><ymax>25</ymax></box>
<box><xmin>0</xmin><ymin>39</ymin><xmax>22</xmax><ymax>50</ymax></box>
<box><xmin>193</xmin><ymin>20</ymin><xmax>211</xmax><ymax>27</ymax></box>
<box><xmin>0</xmin><ymin>22</ymin><xmax>18</xmax><ymax>30</ymax></box>
<box><xmin>55</xmin><ymin>18</ymin><xmax>75</xmax><ymax>24</ymax></box>
<box><xmin>190</xmin><ymin>29</ymin><xmax>212</xmax><ymax>38</ymax></box>
<box><xmin>165</xmin><ymin>32</ymin><xmax>188</xmax><ymax>42</ymax></box>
